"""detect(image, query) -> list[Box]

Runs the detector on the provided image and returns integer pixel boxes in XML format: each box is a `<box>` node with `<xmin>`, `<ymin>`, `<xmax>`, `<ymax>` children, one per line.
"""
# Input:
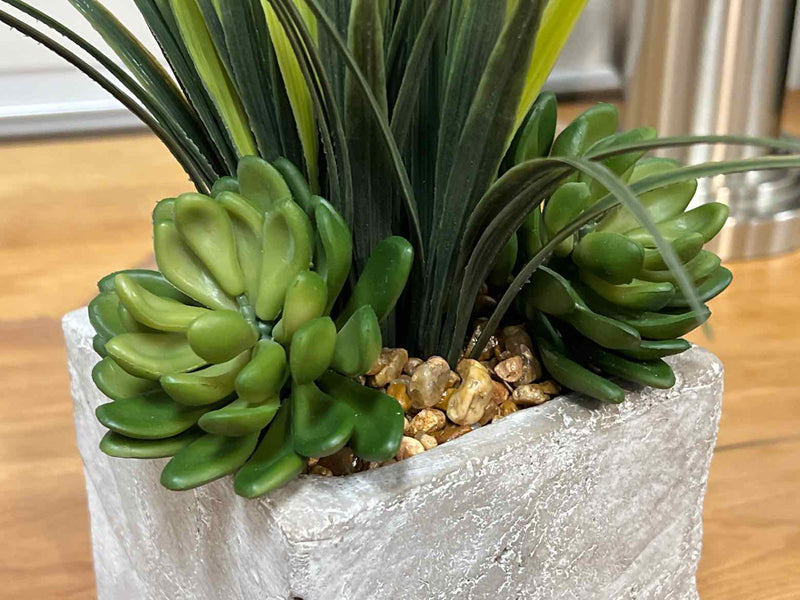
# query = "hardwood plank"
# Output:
<box><xmin>0</xmin><ymin>133</ymin><xmax>185</xmax><ymax>320</ymax></box>
<box><xmin>688</xmin><ymin>252</ymin><xmax>800</xmax><ymax>448</ymax></box>
<box><xmin>698</xmin><ymin>440</ymin><xmax>800</xmax><ymax>600</ymax></box>
<box><xmin>0</xmin><ymin>319</ymin><xmax>95</xmax><ymax>599</ymax></box>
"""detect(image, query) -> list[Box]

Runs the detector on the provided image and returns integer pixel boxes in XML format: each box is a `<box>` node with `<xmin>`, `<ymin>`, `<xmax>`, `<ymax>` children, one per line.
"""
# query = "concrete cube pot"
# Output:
<box><xmin>63</xmin><ymin>308</ymin><xmax>723</xmax><ymax>600</ymax></box>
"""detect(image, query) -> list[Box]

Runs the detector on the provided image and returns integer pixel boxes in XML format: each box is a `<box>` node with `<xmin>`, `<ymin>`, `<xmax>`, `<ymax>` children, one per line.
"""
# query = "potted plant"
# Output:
<box><xmin>5</xmin><ymin>0</ymin><xmax>799</xmax><ymax>598</ymax></box>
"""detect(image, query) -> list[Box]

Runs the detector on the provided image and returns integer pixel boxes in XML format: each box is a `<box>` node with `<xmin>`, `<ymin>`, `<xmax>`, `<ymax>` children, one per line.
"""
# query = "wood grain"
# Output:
<box><xmin>1</xmin><ymin>107</ymin><xmax>799</xmax><ymax>597</ymax></box>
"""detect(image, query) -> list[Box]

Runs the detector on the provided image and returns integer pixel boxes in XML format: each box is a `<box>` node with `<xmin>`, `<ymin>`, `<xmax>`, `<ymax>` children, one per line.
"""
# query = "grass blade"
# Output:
<box><xmin>433</xmin><ymin>0</ymin><xmax>505</xmax><ymax>222</ymax></box>
<box><xmin>268</xmin><ymin>0</ymin><xmax>353</xmax><ymax>223</ymax></box>
<box><xmin>586</xmin><ymin>134</ymin><xmax>800</xmax><ymax>160</ymax></box>
<box><xmin>65</xmin><ymin>0</ymin><xmax>218</xmax><ymax>164</ymax></box>
<box><xmin>423</xmin><ymin>0</ymin><xmax>544</xmax><ymax>355</ymax></box>
<box><xmin>216</xmin><ymin>0</ymin><xmax>284</xmax><ymax>160</ymax></box>
<box><xmin>305</xmin><ymin>0</ymin><xmax>424</xmax><ymax>264</ymax></box>
<box><xmin>263</xmin><ymin>0</ymin><xmax>320</xmax><ymax>191</ymax></box>
<box><xmin>515</xmin><ymin>0</ymin><xmax>587</xmax><ymax>128</ymax></box>
<box><xmin>4</xmin><ymin>0</ymin><xmax>219</xmax><ymax>185</ymax></box>
<box><xmin>134</xmin><ymin>0</ymin><xmax>238</xmax><ymax>173</ymax></box>
<box><xmin>389</xmin><ymin>0</ymin><xmax>449</xmax><ymax>149</ymax></box>
<box><xmin>170</xmin><ymin>0</ymin><xmax>258</xmax><ymax>158</ymax></box>
<box><xmin>345</xmin><ymin>0</ymin><xmax>393</xmax><ymax>268</ymax></box>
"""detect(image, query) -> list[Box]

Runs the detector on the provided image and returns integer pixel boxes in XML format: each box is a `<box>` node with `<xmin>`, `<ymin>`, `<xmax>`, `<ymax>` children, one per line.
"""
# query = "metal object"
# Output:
<box><xmin>624</xmin><ymin>0</ymin><xmax>799</xmax><ymax>260</ymax></box>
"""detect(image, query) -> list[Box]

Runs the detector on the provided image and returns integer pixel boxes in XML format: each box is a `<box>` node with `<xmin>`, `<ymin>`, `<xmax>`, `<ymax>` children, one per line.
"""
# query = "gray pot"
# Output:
<box><xmin>63</xmin><ymin>308</ymin><xmax>722</xmax><ymax>600</ymax></box>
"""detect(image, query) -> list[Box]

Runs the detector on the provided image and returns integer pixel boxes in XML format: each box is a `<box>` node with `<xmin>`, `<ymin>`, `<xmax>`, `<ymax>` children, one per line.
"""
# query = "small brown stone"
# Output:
<box><xmin>434</xmin><ymin>424</ymin><xmax>472</xmax><ymax>444</ymax></box>
<box><xmin>307</xmin><ymin>457</ymin><xmax>319</xmax><ymax>468</ymax></box>
<box><xmin>409</xmin><ymin>408</ymin><xmax>447</xmax><ymax>434</ymax></box>
<box><xmin>408</xmin><ymin>356</ymin><xmax>452</xmax><ymax>409</ymax></box>
<box><xmin>493</xmin><ymin>400</ymin><xmax>519</xmax><ymax>421</ymax></box>
<box><xmin>414</xmin><ymin>432</ymin><xmax>438</xmax><ymax>450</ymax></box>
<box><xmin>447</xmin><ymin>359</ymin><xmax>494</xmax><ymax>425</ymax></box>
<box><xmin>494</xmin><ymin>355</ymin><xmax>525</xmax><ymax>384</ymax></box>
<box><xmin>367</xmin><ymin>461</ymin><xmax>382</xmax><ymax>470</ymax></box>
<box><xmin>403</xmin><ymin>416</ymin><xmax>415</xmax><ymax>436</ymax></box>
<box><xmin>502</xmin><ymin>325</ymin><xmax>534</xmax><ymax>355</ymax></box>
<box><xmin>317</xmin><ymin>447</ymin><xmax>361</xmax><ymax>476</ymax></box>
<box><xmin>479</xmin><ymin>401</ymin><xmax>498</xmax><ymax>425</ymax></box>
<box><xmin>435</xmin><ymin>387</ymin><xmax>456</xmax><ymax>411</ymax></box>
<box><xmin>446</xmin><ymin>370</ymin><xmax>461</xmax><ymax>389</ymax></box>
<box><xmin>396</xmin><ymin>436</ymin><xmax>426</xmax><ymax>460</ymax></box>
<box><xmin>310</xmin><ymin>465</ymin><xmax>333</xmax><ymax>476</ymax></box>
<box><xmin>403</xmin><ymin>357</ymin><xmax>424</xmax><ymax>376</ymax></box>
<box><xmin>537</xmin><ymin>380</ymin><xmax>561</xmax><ymax>395</ymax></box>
<box><xmin>367</xmin><ymin>348</ymin><xmax>409</xmax><ymax>387</ymax></box>
<box><xmin>512</xmin><ymin>383</ymin><xmax>551</xmax><ymax>406</ymax></box>
<box><xmin>490</xmin><ymin>380</ymin><xmax>510</xmax><ymax>404</ymax></box>
<box><xmin>473</xmin><ymin>294</ymin><xmax>498</xmax><ymax>316</ymax></box>
<box><xmin>386</xmin><ymin>381</ymin><xmax>412</xmax><ymax>412</ymax></box>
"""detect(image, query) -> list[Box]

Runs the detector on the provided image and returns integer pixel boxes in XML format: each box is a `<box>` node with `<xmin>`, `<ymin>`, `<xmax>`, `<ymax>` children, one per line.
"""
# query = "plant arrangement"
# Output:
<box><xmin>5</xmin><ymin>0</ymin><xmax>800</xmax><ymax>498</ymax></box>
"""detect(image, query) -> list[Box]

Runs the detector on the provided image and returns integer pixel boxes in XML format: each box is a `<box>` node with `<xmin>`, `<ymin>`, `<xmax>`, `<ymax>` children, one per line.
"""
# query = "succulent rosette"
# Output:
<box><xmin>89</xmin><ymin>156</ymin><xmax>412</xmax><ymax>497</ymax></box>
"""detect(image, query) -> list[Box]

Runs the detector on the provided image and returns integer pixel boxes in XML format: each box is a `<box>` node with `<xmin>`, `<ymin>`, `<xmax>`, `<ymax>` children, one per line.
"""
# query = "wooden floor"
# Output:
<box><xmin>1</xmin><ymin>131</ymin><xmax>799</xmax><ymax>599</ymax></box>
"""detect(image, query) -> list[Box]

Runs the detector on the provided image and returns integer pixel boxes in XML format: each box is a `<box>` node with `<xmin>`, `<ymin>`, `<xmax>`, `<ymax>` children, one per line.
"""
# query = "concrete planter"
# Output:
<box><xmin>63</xmin><ymin>308</ymin><xmax>723</xmax><ymax>600</ymax></box>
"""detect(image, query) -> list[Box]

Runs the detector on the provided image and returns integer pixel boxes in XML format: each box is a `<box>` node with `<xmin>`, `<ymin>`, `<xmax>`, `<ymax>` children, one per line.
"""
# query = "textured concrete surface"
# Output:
<box><xmin>63</xmin><ymin>308</ymin><xmax>723</xmax><ymax>600</ymax></box>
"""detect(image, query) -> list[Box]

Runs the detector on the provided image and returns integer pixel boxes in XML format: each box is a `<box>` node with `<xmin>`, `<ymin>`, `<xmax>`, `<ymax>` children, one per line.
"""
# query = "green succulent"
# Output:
<box><xmin>90</xmin><ymin>156</ymin><xmax>410</xmax><ymax>496</ymax></box>
<box><xmin>6</xmin><ymin>0</ymin><xmax>800</xmax><ymax>498</ymax></box>
<box><xmin>497</xmin><ymin>98</ymin><xmax>732</xmax><ymax>403</ymax></box>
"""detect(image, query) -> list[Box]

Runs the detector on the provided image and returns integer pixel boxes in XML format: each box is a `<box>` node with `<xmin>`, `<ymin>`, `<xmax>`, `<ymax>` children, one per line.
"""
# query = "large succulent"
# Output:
<box><xmin>492</xmin><ymin>96</ymin><xmax>732</xmax><ymax>403</ymax></box>
<box><xmin>5</xmin><ymin>0</ymin><xmax>800</xmax><ymax>498</ymax></box>
<box><xmin>90</xmin><ymin>156</ymin><xmax>411</xmax><ymax>497</ymax></box>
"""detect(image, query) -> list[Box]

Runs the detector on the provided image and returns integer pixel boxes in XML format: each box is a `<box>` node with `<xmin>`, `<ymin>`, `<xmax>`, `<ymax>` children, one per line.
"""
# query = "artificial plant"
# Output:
<box><xmin>4</xmin><ymin>0</ymin><xmax>800</xmax><ymax>497</ymax></box>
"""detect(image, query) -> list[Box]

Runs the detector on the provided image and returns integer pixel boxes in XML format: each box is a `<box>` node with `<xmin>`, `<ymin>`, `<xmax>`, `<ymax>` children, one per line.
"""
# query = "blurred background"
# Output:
<box><xmin>1</xmin><ymin>1</ymin><xmax>799</xmax><ymax>598</ymax></box>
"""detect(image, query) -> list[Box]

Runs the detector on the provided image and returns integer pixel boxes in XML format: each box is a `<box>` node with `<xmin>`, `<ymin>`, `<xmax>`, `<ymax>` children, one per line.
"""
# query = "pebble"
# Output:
<box><xmin>434</xmin><ymin>424</ymin><xmax>472</xmax><ymax>444</ymax></box>
<box><xmin>396</xmin><ymin>436</ymin><xmax>425</xmax><ymax>461</ymax></box>
<box><xmin>310</xmin><ymin>465</ymin><xmax>333</xmax><ymax>476</ymax></box>
<box><xmin>367</xmin><ymin>348</ymin><xmax>409</xmax><ymax>387</ymax></box>
<box><xmin>409</xmin><ymin>408</ymin><xmax>447</xmax><ymax>434</ymax></box>
<box><xmin>494</xmin><ymin>400</ymin><xmax>519</xmax><ymax>421</ymax></box>
<box><xmin>447</xmin><ymin>359</ymin><xmax>494</xmax><ymax>426</ymax></box>
<box><xmin>403</xmin><ymin>357</ymin><xmax>423</xmax><ymax>376</ymax></box>
<box><xmin>435</xmin><ymin>387</ymin><xmax>455</xmax><ymax>411</ymax></box>
<box><xmin>386</xmin><ymin>381</ymin><xmax>412</xmax><ymax>412</ymax></box>
<box><xmin>512</xmin><ymin>383</ymin><xmax>551</xmax><ymax>406</ymax></box>
<box><xmin>490</xmin><ymin>380</ymin><xmax>510</xmax><ymax>404</ymax></box>
<box><xmin>408</xmin><ymin>356</ymin><xmax>452</xmax><ymax>409</ymax></box>
<box><xmin>317</xmin><ymin>447</ymin><xmax>362</xmax><ymax>475</ymax></box>
<box><xmin>494</xmin><ymin>355</ymin><xmax>525</xmax><ymax>384</ymax></box>
<box><xmin>414</xmin><ymin>432</ymin><xmax>438</xmax><ymax>450</ymax></box>
<box><xmin>479</xmin><ymin>401</ymin><xmax>498</xmax><ymax>425</ymax></box>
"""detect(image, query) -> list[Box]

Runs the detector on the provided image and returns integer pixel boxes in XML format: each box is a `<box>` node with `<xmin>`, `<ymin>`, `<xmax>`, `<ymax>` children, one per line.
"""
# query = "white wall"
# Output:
<box><xmin>0</xmin><ymin>0</ymin><xmax>163</xmax><ymax>136</ymax></box>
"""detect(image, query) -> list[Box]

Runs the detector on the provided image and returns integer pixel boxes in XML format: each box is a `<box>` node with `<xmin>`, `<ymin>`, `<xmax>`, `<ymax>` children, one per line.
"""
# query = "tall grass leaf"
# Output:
<box><xmin>263</xmin><ymin>0</ymin><xmax>319</xmax><ymax>191</ymax></box>
<box><xmin>170</xmin><ymin>0</ymin><xmax>257</xmax><ymax>158</ymax></box>
<box><xmin>423</xmin><ymin>0</ymin><xmax>544</xmax><ymax>355</ymax></box>
<box><xmin>134</xmin><ymin>0</ymin><xmax>238</xmax><ymax>173</ymax></box>
<box><xmin>389</xmin><ymin>0</ymin><xmax>449</xmax><ymax>149</ymax></box>
<box><xmin>217</xmin><ymin>0</ymin><xmax>284</xmax><ymax>160</ymax></box>
<box><xmin>345</xmin><ymin>0</ymin><xmax>393</xmax><ymax>270</ymax></box>
<box><xmin>268</xmin><ymin>0</ymin><xmax>353</xmax><ymax>223</ymax></box>
<box><xmin>305</xmin><ymin>0</ymin><xmax>424</xmax><ymax>265</ymax></box>
<box><xmin>317</xmin><ymin>0</ymin><xmax>352</xmax><ymax>116</ymax></box>
<box><xmin>515</xmin><ymin>0</ymin><xmax>587</xmax><ymax>129</ymax></box>
<box><xmin>434</xmin><ymin>0</ymin><xmax>505</xmax><ymax>224</ymax></box>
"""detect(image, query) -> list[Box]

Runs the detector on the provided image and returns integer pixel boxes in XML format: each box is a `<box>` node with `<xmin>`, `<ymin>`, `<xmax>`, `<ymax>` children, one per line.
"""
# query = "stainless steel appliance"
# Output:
<box><xmin>624</xmin><ymin>0</ymin><xmax>800</xmax><ymax>260</ymax></box>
